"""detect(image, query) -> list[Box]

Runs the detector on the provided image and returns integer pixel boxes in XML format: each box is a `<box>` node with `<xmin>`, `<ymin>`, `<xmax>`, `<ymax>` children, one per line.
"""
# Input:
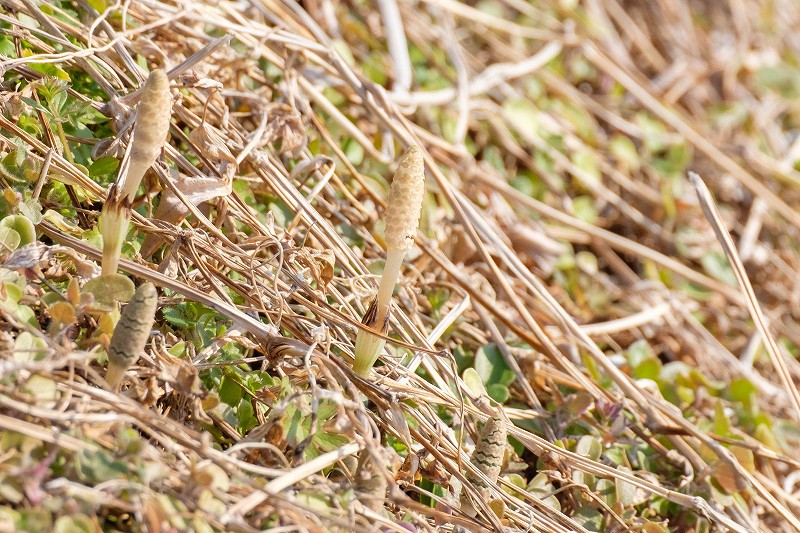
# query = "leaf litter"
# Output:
<box><xmin>0</xmin><ymin>1</ymin><xmax>800</xmax><ymax>532</ymax></box>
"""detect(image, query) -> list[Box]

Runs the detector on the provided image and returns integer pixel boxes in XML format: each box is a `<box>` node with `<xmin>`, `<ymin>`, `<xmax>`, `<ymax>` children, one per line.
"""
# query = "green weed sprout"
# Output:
<box><xmin>100</xmin><ymin>69</ymin><xmax>171</xmax><ymax>275</ymax></box>
<box><xmin>105</xmin><ymin>282</ymin><xmax>158</xmax><ymax>389</ymax></box>
<box><xmin>460</xmin><ymin>411</ymin><xmax>507</xmax><ymax>517</ymax></box>
<box><xmin>353</xmin><ymin>145</ymin><xmax>424</xmax><ymax>376</ymax></box>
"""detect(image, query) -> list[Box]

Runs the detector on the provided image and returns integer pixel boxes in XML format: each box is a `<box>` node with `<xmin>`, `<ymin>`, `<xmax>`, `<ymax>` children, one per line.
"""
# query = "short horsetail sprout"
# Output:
<box><xmin>461</xmin><ymin>412</ymin><xmax>507</xmax><ymax>517</ymax></box>
<box><xmin>105</xmin><ymin>282</ymin><xmax>158</xmax><ymax>389</ymax></box>
<box><xmin>353</xmin><ymin>146</ymin><xmax>424</xmax><ymax>377</ymax></box>
<box><xmin>100</xmin><ymin>69</ymin><xmax>171</xmax><ymax>275</ymax></box>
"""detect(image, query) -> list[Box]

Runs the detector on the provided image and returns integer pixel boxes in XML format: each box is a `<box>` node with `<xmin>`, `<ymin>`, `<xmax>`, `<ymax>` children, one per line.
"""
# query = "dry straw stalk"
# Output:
<box><xmin>353</xmin><ymin>145</ymin><xmax>424</xmax><ymax>376</ymax></box>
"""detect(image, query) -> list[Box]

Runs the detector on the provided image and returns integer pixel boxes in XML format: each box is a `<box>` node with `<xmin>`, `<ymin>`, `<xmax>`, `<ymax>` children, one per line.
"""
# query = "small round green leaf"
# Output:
<box><xmin>0</xmin><ymin>227</ymin><xmax>21</xmax><ymax>252</ymax></box>
<box><xmin>462</xmin><ymin>367</ymin><xmax>488</xmax><ymax>398</ymax></box>
<box><xmin>83</xmin><ymin>274</ymin><xmax>136</xmax><ymax>306</ymax></box>
<box><xmin>0</xmin><ymin>215</ymin><xmax>35</xmax><ymax>246</ymax></box>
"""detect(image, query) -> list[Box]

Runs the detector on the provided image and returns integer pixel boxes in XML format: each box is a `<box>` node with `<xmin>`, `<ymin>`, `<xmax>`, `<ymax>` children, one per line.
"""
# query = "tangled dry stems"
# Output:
<box><xmin>0</xmin><ymin>0</ymin><xmax>800</xmax><ymax>532</ymax></box>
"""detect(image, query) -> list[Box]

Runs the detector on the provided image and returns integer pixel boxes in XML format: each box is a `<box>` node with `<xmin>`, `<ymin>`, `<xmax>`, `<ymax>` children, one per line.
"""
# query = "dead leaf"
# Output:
<box><xmin>396</xmin><ymin>452</ymin><xmax>420</xmax><ymax>485</ymax></box>
<box><xmin>141</xmin><ymin>123</ymin><xmax>237</xmax><ymax>256</ymax></box>
<box><xmin>48</xmin><ymin>301</ymin><xmax>77</xmax><ymax>332</ymax></box>
<box><xmin>156</xmin><ymin>344</ymin><xmax>205</xmax><ymax>398</ymax></box>
<box><xmin>713</xmin><ymin>447</ymin><xmax>753</xmax><ymax>493</ymax></box>
<box><xmin>190</xmin><ymin>122</ymin><xmax>237</xmax><ymax>169</ymax></box>
<box><xmin>51</xmin><ymin>245</ymin><xmax>101</xmax><ymax>278</ymax></box>
<box><xmin>100</xmin><ymin>96</ymin><xmax>133</xmax><ymax>132</ymax></box>
<box><xmin>66</xmin><ymin>278</ymin><xmax>81</xmax><ymax>306</ymax></box>
<box><xmin>177</xmin><ymin>71</ymin><xmax>224</xmax><ymax>91</ymax></box>
<box><xmin>92</xmin><ymin>137</ymin><xmax>125</xmax><ymax>159</ymax></box>
<box><xmin>289</xmin><ymin>155</ymin><xmax>335</xmax><ymax>181</ymax></box>
<box><xmin>263</xmin><ymin>103</ymin><xmax>307</xmax><ymax>157</ymax></box>
<box><xmin>418</xmin><ymin>455</ymin><xmax>451</xmax><ymax>488</ymax></box>
<box><xmin>3</xmin><ymin>242</ymin><xmax>49</xmax><ymax>270</ymax></box>
<box><xmin>153</xmin><ymin>173</ymin><xmax>234</xmax><ymax>224</ymax></box>
<box><xmin>1</xmin><ymin>91</ymin><xmax>25</xmax><ymax>119</ymax></box>
<box><xmin>293</xmin><ymin>248</ymin><xmax>335</xmax><ymax>292</ymax></box>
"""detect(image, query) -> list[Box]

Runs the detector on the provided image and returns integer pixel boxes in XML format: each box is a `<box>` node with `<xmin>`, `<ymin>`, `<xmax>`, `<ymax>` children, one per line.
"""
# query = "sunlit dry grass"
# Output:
<box><xmin>1</xmin><ymin>0</ymin><xmax>800</xmax><ymax>531</ymax></box>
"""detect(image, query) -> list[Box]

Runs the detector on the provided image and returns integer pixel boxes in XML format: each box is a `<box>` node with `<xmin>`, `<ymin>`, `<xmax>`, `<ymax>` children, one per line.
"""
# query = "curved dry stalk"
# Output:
<box><xmin>690</xmin><ymin>171</ymin><xmax>800</xmax><ymax>421</ymax></box>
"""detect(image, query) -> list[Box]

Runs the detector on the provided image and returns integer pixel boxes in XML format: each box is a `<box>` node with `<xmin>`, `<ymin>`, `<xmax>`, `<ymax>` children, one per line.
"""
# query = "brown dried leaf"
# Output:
<box><xmin>48</xmin><ymin>301</ymin><xmax>76</xmax><ymax>332</ymax></box>
<box><xmin>141</xmin><ymin>124</ymin><xmax>237</xmax><ymax>256</ymax></box>
<box><xmin>92</xmin><ymin>137</ymin><xmax>125</xmax><ymax>159</ymax></box>
<box><xmin>354</xmin><ymin>450</ymin><xmax>389</xmax><ymax>514</ymax></box>
<box><xmin>1</xmin><ymin>92</ymin><xmax>25</xmax><ymax>120</ymax></box>
<box><xmin>51</xmin><ymin>245</ymin><xmax>100</xmax><ymax>279</ymax></box>
<box><xmin>177</xmin><ymin>71</ymin><xmax>224</xmax><ymax>91</ymax></box>
<box><xmin>154</xmin><ymin>173</ymin><xmax>234</xmax><ymax>224</ymax></box>
<box><xmin>3</xmin><ymin>242</ymin><xmax>49</xmax><ymax>271</ymax></box>
<box><xmin>294</xmin><ymin>248</ymin><xmax>335</xmax><ymax>292</ymax></box>
<box><xmin>418</xmin><ymin>455</ymin><xmax>451</xmax><ymax>488</ymax></box>
<box><xmin>263</xmin><ymin>103</ymin><xmax>307</xmax><ymax>157</ymax></box>
<box><xmin>66</xmin><ymin>278</ymin><xmax>81</xmax><ymax>306</ymax></box>
<box><xmin>157</xmin><ymin>347</ymin><xmax>205</xmax><ymax>398</ymax></box>
<box><xmin>99</xmin><ymin>96</ymin><xmax>133</xmax><ymax>132</ymax></box>
<box><xmin>395</xmin><ymin>452</ymin><xmax>420</xmax><ymax>485</ymax></box>
<box><xmin>190</xmin><ymin>122</ymin><xmax>237</xmax><ymax>168</ymax></box>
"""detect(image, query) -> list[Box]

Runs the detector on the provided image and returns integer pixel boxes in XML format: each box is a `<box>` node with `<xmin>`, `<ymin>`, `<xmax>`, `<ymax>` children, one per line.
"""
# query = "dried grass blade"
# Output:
<box><xmin>689</xmin><ymin>171</ymin><xmax>800</xmax><ymax>421</ymax></box>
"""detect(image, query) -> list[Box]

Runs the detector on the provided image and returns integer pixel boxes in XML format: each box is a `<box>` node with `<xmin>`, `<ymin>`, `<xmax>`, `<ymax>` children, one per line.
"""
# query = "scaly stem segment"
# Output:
<box><xmin>461</xmin><ymin>411</ymin><xmax>507</xmax><ymax>517</ymax></box>
<box><xmin>353</xmin><ymin>146</ymin><xmax>424</xmax><ymax>377</ymax></box>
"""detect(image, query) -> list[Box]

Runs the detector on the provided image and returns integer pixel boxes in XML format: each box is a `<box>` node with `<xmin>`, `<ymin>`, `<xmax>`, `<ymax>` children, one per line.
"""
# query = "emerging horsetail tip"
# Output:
<box><xmin>461</xmin><ymin>411</ymin><xmax>507</xmax><ymax>517</ymax></box>
<box><xmin>384</xmin><ymin>145</ymin><xmax>425</xmax><ymax>251</ymax></box>
<box><xmin>353</xmin><ymin>146</ymin><xmax>425</xmax><ymax>377</ymax></box>
<box><xmin>124</xmin><ymin>69</ymin><xmax>172</xmax><ymax>199</ymax></box>
<box><xmin>100</xmin><ymin>69</ymin><xmax>171</xmax><ymax>275</ymax></box>
<box><xmin>105</xmin><ymin>282</ymin><xmax>158</xmax><ymax>390</ymax></box>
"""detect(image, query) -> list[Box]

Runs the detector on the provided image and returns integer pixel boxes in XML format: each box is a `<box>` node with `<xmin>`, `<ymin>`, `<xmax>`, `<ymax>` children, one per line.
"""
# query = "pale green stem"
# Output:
<box><xmin>120</xmin><ymin>160</ymin><xmax>151</xmax><ymax>201</ymax></box>
<box><xmin>55</xmin><ymin>123</ymin><xmax>74</xmax><ymax>164</ymax></box>
<box><xmin>353</xmin><ymin>327</ymin><xmax>387</xmax><ymax>377</ymax></box>
<box><xmin>353</xmin><ymin>247</ymin><xmax>408</xmax><ymax>376</ymax></box>
<box><xmin>375</xmin><ymin>247</ymin><xmax>407</xmax><ymax>325</ymax></box>
<box><xmin>99</xmin><ymin>203</ymin><xmax>130</xmax><ymax>276</ymax></box>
